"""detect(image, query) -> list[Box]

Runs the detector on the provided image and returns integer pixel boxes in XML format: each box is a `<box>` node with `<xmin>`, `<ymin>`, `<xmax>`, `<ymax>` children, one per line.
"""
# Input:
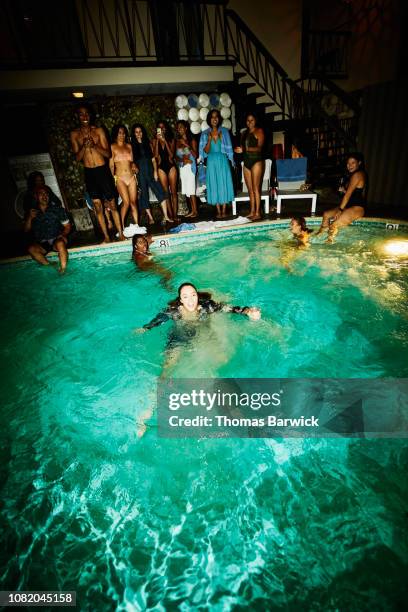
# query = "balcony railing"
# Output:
<box><xmin>0</xmin><ymin>0</ymin><xmax>358</xmax><ymax>147</ymax></box>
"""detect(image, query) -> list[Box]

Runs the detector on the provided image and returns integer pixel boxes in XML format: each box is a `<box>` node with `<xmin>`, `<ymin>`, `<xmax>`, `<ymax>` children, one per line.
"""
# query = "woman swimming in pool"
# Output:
<box><xmin>290</xmin><ymin>216</ymin><xmax>313</xmax><ymax>248</ymax></box>
<box><xmin>139</xmin><ymin>282</ymin><xmax>261</xmax><ymax>330</ymax></box>
<box><xmin>132</xmin><ymin>234</ymin><xmax>172</xmax><ymax>288</ymax></box>
<box><xmin>135</xmin><ymin>283</ymin><xmax>260</xmax><ymax>436</ymax></box>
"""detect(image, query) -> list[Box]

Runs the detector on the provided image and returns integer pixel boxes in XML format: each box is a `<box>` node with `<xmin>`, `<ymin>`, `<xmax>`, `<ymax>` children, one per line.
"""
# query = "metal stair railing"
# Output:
<box><xmin>225</xmin><ymin>9</ymin><xmax>358</xmax><ymax>148</ymax></box>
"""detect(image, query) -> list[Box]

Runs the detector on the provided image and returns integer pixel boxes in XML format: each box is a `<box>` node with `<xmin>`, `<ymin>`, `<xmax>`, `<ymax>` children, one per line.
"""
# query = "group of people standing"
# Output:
<box><xmin>70</xmin><ymin>105</ymin><xmax>267</xmax><ymax>240</ymax></box>
<box><xmin>22</xmin><ymin>101</ymin><xmax>367</xmax><ymax>273</ymax></box>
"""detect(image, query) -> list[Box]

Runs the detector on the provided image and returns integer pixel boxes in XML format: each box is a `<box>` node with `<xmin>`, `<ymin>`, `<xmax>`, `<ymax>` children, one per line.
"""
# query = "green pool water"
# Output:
<box><xmin>1</xmin><ymin>225</ymin><xmax>408</xmax><ymax>610</ymax></box>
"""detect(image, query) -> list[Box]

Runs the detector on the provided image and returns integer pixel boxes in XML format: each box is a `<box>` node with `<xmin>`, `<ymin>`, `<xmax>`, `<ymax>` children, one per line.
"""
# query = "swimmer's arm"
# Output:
<box><xmin>142</xmin><ymin>311</ymin><xmax>172</xmax><ymax>330</ymax></box>
<box><xmin>212</xmin><ymin>301</ymin><xmax>262</xmax><ymax>320</ymax></box>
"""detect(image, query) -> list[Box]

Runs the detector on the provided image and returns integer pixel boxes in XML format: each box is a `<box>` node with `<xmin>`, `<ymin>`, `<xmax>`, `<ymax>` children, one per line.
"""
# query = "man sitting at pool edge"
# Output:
<box><xmin>24</xmin><ymin>186</ymin><xmax>71</xmax><ymax>274</ymax></box>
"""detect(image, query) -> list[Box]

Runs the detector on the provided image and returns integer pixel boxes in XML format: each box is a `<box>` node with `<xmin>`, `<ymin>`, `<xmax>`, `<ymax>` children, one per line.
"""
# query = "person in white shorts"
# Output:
<box><xmin>175</xmin><ymin>120</ymin><xmax>198</xmax><ymax>218</ymax></box>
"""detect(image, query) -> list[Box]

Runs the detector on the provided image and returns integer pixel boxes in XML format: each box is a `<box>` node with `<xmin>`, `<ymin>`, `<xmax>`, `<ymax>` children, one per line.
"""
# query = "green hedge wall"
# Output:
<box><xmin>47</xmin><ymin>95</ymin><xmax>176</xmax><ymax>209</ymax></box>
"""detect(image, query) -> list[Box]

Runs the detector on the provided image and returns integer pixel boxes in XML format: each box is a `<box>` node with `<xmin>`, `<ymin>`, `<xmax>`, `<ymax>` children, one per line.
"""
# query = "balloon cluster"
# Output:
<box><xmin>175</xmin><ymin>92</ymin><xmax>232</xmax><ymax>134</ymax></box>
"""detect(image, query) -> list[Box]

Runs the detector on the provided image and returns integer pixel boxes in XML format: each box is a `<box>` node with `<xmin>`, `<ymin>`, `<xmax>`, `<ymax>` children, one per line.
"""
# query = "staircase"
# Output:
<box><xmin>224</xmin><ymin>9</ymin><xmax>360</xmax><ymax>186</ymax></box>
<box><xmin>0</xmin><ymin>0</ymin><xmax>360</xmax><ymax>185</ymax></box>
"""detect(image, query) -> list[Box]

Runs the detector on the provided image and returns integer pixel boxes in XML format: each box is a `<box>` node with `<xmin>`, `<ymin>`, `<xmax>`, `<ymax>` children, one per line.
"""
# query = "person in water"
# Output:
<box><xmin>134</xmin><ymin>283</ymin><xmax>260</xmax><ymax>436</ymax></box>
<box><xmin>316</xmin><ymin>153</ymin><xmax>367</xmax><ymax>242</ymax></box>
<box><xmin>139</xmin><ymin>282</ymin><xmax>261</xmax><ymax>331</ymax></box>
<box><xmin>290</xmin><ymin>216</ymin><xmax>313</xmax><ymax>248</ymax></box>
<box><xmin>132</xmin><ymin>234</ymin><xmax>172</xmax><ymax>288</ymax></box>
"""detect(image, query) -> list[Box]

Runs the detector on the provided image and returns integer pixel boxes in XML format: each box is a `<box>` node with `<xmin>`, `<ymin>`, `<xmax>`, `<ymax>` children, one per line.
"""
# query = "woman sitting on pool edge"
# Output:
<box><xmin>137</xmin><ymin>282</ymin><xmax>261</xmax><ymax>331</ymax></box>
<box><xmin>316</xmin><ymin>152</ymin><xmax>367</xmax><ymax>242</ymax></box>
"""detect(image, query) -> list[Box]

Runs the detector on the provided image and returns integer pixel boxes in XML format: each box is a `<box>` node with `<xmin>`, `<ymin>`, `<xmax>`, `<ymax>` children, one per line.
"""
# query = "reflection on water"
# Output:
<box><xmin>0</xmin><ymin>226</ymin><xmax>408</xmax><ymax>609</ymax></box>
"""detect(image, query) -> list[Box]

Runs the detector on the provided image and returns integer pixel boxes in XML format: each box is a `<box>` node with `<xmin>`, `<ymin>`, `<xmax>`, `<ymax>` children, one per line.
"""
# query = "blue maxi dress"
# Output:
<box><xmin>206</xmin><ymin>138</ymin><xmax>234</xmax><ymax>205</ymax></box>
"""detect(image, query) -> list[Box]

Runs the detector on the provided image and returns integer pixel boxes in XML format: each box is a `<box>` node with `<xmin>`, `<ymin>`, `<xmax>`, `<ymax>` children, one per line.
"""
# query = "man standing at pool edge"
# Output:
<box><xmin>70</xmin><ymin>104</ymin><xmax>124</xmax><ymax>243</ymax></box>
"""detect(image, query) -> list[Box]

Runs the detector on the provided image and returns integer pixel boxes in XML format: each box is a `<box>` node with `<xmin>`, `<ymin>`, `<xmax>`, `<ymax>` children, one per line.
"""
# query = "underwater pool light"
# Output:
<box><xmin>383</xmin><ymin>240</ymin><xmax>408</xmax><ymax>257</ymax></box>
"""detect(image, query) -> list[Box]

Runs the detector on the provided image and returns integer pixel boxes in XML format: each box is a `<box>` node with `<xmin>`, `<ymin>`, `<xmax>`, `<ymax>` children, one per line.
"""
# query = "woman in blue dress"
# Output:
<box><xmin>199</xmin><ymin>109</ymin><xmax>234</xmax><ymax>219</ymax></box>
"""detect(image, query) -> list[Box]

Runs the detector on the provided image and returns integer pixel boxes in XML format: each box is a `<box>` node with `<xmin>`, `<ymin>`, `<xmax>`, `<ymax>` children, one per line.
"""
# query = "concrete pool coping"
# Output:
<box><xmin>1</xmin><ymin>216</ymin><xmax>408</xmax><ymax>264</ymax></box>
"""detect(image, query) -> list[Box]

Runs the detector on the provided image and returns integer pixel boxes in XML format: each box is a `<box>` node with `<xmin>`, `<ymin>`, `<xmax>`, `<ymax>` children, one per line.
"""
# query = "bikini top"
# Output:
<box><xmin>113</xmin><ymin>147</ymin><xmax>133</xmax><ymax>162</ymax></box>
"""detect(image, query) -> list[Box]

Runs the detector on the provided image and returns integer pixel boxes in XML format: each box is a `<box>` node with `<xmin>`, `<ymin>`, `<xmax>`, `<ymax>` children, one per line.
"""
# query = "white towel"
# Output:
<box><xmin>122</xmin><ymin>224</ymin><xmax>147</xmax><ymax>238</ymax></box>
<box><xmin>214</xmin><ymin>216</ymin><xmax>251</xmax><ymax>228</ymax></box>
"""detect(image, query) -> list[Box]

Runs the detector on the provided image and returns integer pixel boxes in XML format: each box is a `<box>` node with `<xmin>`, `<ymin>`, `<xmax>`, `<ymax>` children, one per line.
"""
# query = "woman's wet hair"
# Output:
<box><xmin>292</xmin><ymin>216</ymin><xmax>313</xmax><ymax>233</ymax></box>
<box><xmin>111</xmin><ymin>124</ymin><xmax>129</xmax><ymax>143</ymax></box>
<box><xmin>132</xmin><ymin>235</ymin><xmax>149</xmax><ymax>250</ymax></box>
<box><xmin>168</xmin><ymin>283</ymin><xmax>212</xmax><ymax>307</ymax></box>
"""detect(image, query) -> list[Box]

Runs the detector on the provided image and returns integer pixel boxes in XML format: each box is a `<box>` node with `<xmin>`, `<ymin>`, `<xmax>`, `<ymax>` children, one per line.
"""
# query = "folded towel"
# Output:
<box><xmin>276</xmin><ymin>158</ymin><xmax>307</xmax><ymax>182</ymax></box>
<box><xmin>122</xmin><ymin>224</ymin><xmax>147</xmax><ymax>238</ymax></box>
<box><xmin>214</xmin><ymin>216</ymin><xmax>251</xmax><ymax>228</ymax></box>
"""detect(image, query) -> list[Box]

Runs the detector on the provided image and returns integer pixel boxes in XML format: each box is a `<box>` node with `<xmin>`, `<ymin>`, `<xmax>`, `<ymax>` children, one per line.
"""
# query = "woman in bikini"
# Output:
<box><xmin>234</xmin><ymin>112</ymin><xmax>265</xmax><ymax>221</ymax></box>
<box><xmin>110</xmin><ymin>125</ymin><xmax>138</xmax><ymax>227</ymax></box>
<box><xmin>152</xmin><ymin>120</ymin><xmax>178</xmax><ymax>219</ymax></box>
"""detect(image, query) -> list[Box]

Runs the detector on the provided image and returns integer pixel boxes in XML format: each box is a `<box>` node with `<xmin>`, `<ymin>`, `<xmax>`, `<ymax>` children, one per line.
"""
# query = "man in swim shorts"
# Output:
<box><xmin>70</xmin><ymin>104</ymin><xmax>124</xmax><ymax>243</ymax></box>
<box><xmin>24</xmin><ymin>186</ymin><xmax>71</xmax><ymax>273</ymax></box>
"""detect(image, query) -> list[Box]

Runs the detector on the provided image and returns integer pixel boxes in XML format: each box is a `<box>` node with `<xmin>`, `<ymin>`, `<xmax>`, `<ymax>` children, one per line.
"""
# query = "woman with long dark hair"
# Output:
<box><xmin>110</xmin><ymin>124</ymin><xmax>138</xmax><ymax>226</ymax></box>
<box><xmin>131</xmin><ymin>123</ymin><xmax>173</xmax><ymax>225</ymax></box>
<box><xmin>175</xmin><ymin>120</ymin><xmax>198</xmax><ymax>218</ymax></box>
<box><xmin>152</xmin><ymin>120</ymin><xmax>178</xmax><ymax>219</ymax></box>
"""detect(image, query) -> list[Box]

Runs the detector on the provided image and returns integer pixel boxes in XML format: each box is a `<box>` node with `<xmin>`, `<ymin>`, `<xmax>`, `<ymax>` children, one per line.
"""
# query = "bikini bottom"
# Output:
<box><xmin>116</xmin><ymin>174</ymin><xmax>137</xmax><ymax>188</ymax></box>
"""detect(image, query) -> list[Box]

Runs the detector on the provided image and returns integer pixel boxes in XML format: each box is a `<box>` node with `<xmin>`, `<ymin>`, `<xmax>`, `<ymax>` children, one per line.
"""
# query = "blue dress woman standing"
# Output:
<box><xmin>199</xmin><ymin>109</ymin><xmax>234</xmax><ymax>219</ymax></box>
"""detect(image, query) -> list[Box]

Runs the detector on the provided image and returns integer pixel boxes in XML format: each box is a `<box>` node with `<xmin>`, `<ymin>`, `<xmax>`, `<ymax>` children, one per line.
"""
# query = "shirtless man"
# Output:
<box><xmin>70</xmin><ymin>105</ymin><xmax>124</xmax><ymax>242</ymax></box>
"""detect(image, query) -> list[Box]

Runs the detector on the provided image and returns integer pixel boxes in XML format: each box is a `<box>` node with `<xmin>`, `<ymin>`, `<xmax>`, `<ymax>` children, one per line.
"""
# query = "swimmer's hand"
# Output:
<box><xmin>244</xmin><ymin>307</ymin><xmax>261</xmax><ymax>321</ymax></box>
<box><xmin>133</xmin><ymin>327</ymin><xmax>146</xmax><ymax>334</ymax></box>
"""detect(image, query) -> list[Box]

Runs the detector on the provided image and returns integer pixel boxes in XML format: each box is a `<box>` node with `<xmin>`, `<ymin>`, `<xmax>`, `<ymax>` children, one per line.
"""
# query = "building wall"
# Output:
<box><xmin>358</xmin><ymin>79</ymin><xmax>407</xmax><ymax>208</ymax></box>
<box><xmin>229</xmin><ymin>0</ymin><xmax>303</xmax><ymax>80</ymax></box>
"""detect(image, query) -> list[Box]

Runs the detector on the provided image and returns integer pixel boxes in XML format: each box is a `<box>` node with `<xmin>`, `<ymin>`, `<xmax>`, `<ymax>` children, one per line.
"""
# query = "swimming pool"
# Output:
<box><xmin>1</xmin><ymin>221</ymin><xmax>408</xmax><ymax>610</ymax></box>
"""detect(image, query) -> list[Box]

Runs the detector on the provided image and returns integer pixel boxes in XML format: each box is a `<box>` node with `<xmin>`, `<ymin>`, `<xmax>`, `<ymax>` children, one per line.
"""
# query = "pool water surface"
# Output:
<box><xmin>1</xmin><ymin>224</ymin><xmax>408</xmax><ymax>610</ymax></box>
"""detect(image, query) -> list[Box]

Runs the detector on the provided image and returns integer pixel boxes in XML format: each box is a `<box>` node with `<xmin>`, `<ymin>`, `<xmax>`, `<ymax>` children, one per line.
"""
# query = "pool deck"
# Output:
<box><xmin>2</xmin><ymin>215</ymin><xmax>407</xmax><ymax>264</ymax></box>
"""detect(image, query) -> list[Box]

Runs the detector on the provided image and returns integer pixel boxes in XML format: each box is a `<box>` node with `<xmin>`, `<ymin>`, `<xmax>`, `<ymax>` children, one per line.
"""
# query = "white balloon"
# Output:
<box><xmin>177</xmin><ymin>108</ymin><xmax>189</xmax><ymax>121</ymax></box>
<box><xmin>220</xmin><ymin>92</ymin><xmax>232</xmax><ymax>107</ymax></box>
<box><xmin>188</xmin><ymin>107</ymin><xmax>200</xmax><ymax>121</ymax></box>
<box><xmin>175</xmin><ymin>94</ymin><xmax>188</xmax><ymax>108</ymax></box>
<box><xmin>222</xmin><ymin>119</ymin><xmax>232</xmax><ymax>130</ymax></box>
<box><xmin>198</xmin><ymin>93</ymin><xmax>210</xmax><ymax>107</ymax></box>
<box><xmin>199</xmin><ymin>107</ymin><xmax>209</xmax><ymax>120</ymax></box>
<box><xmin>190</xmin><ymin>121</ymin><xmax>201</xmax><ymax>134</ymax></box>
<box><xmin>201</xmin><ymin>121</ymin><xmax>209</xmax><ymax>131</ymax></box>
<box><xmin>220</xmin><ymin>106</ymin><xmax>231</xmax><ymax>119</ymax></box>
